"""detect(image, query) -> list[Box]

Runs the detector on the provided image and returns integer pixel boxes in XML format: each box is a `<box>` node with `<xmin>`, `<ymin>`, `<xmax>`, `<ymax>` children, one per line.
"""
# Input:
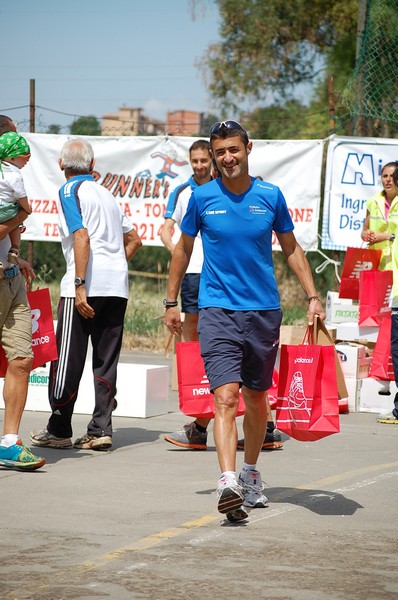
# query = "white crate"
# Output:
<box><xmin>0</xmin><ymin>361</ymin><xmax>169</xmax><ymax>419</ymax></box>
<box><xmin>335</xmin><ymin>322</ymin><xmax>379</xmax><ymax>343</ymax></box>
<box><xmin>359</xmin><ymin>378</ymin><xmax>397</xmax><ymax>413</ymax></box>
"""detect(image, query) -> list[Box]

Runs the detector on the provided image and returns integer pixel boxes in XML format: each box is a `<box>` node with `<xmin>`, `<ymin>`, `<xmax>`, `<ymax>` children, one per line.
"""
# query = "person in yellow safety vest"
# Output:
<box><xmin>361</xmin><ymin>161</ymin><xmax>398</xmax><ymax>271</ymax></box>
<box><xmin>362</xmin><ymin>162</ymin><xmax>398</xmax><ymax>425</ymax></box>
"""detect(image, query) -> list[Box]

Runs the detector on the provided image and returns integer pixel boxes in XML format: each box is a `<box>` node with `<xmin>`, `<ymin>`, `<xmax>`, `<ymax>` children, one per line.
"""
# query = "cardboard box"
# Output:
<box><xmin>342</xmin><ymin>377</ymin><xmax>362</xmax><ymax>412</ymax></box>
<box><xmin>335</xmin><ymin>342</ymin><xmax>372</xmax><ymax>379</ymax></box>
<box><xmin>358</xmin><ymin>357</ymin><xmax>373</xmax><ymax>378</ymax></box>
<box><xmin>326</xmin><ymin>291</ymin><xmax>358</xmax><ymax>324</ymax></box>
<box><xmin>278</xmin><ymin>325</ymin><xmax>338</xmax><ymax>346</ymax></box>
<box><xmin>326</xmin><ymin>326</ymin><xmax>337</xmax><ymax>342</ymax></box>
<box><xmin>359</xmin><ymin>378</ymin><xmax>397</xmax><ymax>413</ymax></box>
<box><xmin>279</xmin><ymin>325</ymin><xmax>307</xmax><ymax>346</ymax></box>
<box><xmin>335</xmin><ymin>322</ymin><xmax>379</xmax><ymax>343</ymax></box>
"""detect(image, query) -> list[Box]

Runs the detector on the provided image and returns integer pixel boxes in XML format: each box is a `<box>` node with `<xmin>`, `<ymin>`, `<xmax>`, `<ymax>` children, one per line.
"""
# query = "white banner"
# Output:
<box><xmin>19</xmin><ymin>133</ymin><xmax>323</xmax><ymax>250</ymax></box>
<box><xmin>322</xmin><ymin>135</ymin><xmax>398</xmax><ymax>250</ymax></box>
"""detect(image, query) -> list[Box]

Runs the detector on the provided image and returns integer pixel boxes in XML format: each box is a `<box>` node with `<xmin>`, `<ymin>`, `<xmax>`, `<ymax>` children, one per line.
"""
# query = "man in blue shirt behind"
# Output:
<box><xmin>164</xmin><ymin>121</ymin><xmax>325</xmax><ymax>522</ymax></box>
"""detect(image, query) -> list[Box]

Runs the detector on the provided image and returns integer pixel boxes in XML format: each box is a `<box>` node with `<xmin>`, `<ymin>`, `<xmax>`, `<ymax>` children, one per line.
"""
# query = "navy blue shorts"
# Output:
<box><xmin>197</xmin><ymin>307</ymin><xmax>282</xmax><ymax>392</ymax></box>
<box><xmin>181</xmin><ymin>273</ymin><xmax>200</xmax><ymax>314</ymax></box>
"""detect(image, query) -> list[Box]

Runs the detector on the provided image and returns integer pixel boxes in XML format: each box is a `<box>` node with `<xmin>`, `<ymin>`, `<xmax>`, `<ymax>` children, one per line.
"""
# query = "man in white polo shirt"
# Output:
<box><xmin>30</xmin><ymin>139</ymin><xmax>142</xmax><ymax>451</ymax></box>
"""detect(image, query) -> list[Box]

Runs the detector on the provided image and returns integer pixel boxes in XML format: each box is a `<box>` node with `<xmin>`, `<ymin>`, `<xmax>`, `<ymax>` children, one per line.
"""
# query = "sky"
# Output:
<box><xmin>1</xmin><ymin>0</ymin><xmax>222</xmax><ymax>133</ymax></box>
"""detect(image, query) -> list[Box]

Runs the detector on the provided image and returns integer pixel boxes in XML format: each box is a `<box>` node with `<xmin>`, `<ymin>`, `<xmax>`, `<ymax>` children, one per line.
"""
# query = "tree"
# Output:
<box><xmin>199</xmin><ymin>112</ymin><xmax>220</xmax><ymax>136</ymax></box>
<box><xmin>69</xmin><ymin>116</ymin><xmax>101</xmax><ymax>136</ymax></box>
<box><xmin>243</xmin><ymin>100</ymin><xmax>320</xmax><ymax>140</ymax></box>
<box><xmin>198</xmin><ymin>0</ymin><xmax>358</xmax><ymax>110</ymax></box>
<box><xmin>47</xmin><ymin>124</ymin><xmax>61</xmax><ymax>134</ymax></box>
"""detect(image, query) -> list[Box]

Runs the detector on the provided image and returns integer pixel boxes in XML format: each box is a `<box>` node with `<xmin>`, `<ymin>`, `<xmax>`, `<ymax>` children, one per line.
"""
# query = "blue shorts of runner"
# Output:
<box><xmin>197</xmin><ymin>307</ymin><xmax>282</xmax><ymax>392</ymax></box>
<box><xmin>181</xmin><ymin>273</ymin><xmax>200</xmax><ymax>314</ymax></box>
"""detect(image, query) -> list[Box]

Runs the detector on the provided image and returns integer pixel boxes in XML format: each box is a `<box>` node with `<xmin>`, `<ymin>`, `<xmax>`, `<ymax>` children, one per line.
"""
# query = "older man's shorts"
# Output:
<box><xmin>198</xmin><ymin>307</ymin><xmax>282</xmax><ymax>392</ymax></box>
<box><xmin>181</xmin><ymin>273</ymin><xmax>200</xmax><ymax>314</ymax></box>
<box><xmin>0</xmin><ymin>275</ymin><xmax>33</xmax><ymax>363</ymax></box>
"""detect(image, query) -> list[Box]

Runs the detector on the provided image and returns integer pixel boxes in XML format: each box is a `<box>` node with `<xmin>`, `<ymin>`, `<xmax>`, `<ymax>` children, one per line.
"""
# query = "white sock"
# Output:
<box><xmin>1</xmin><ymin>434</ymin><xmax>19</xmax><ymax>448</ymax></box>
<box><xmin>220</xmin><ymin>470</ymin><xmax>236</xmax><ymax>481</ymax></box>
<box><xmin>242</xmin><ymin>462</ymin><xmax>257</xmax><ymax>472</ymax></box>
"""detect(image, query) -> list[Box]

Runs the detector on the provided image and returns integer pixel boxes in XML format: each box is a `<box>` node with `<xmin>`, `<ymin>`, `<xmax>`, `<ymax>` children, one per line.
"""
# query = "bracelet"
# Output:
<box><xmin>307</xmin><ymin>296</ymin><xmax>320</xmax><ymax>303</ymax></box>
<box><xmin>163</xmin><ymin>299</ymin><xmax>178</xmax><ymax>308</ymax></box>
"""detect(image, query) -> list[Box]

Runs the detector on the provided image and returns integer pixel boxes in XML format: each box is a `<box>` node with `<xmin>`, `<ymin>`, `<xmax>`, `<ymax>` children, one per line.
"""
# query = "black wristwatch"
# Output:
<box><xmin>74</xmin><ymin>277</ymin><xmax>86</xmax><ymax>286</ymax></box>
<box><xmin>163</xmin><ymin>299</ymin><xmax>178</xmax><ymax>308</ymax></box>
<box><xmin>390</xmin><ymin>234</ymin><xmax>395</xmax><ymax>242</ymax></box>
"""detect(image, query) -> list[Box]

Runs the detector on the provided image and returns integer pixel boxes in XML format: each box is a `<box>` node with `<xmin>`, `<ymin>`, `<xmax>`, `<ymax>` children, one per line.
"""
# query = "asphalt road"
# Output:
<box><xmin>0</xmin><ymin>351</ymin><xmax>397</xmax><ymax>600</ymax></box>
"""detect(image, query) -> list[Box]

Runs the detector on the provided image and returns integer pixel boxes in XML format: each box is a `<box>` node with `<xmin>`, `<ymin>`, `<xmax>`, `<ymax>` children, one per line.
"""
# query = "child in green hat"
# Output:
<box><xmin>0</xmin><ymin>131</ymin><xmax>32</xmax><ymax>276</ymax></box>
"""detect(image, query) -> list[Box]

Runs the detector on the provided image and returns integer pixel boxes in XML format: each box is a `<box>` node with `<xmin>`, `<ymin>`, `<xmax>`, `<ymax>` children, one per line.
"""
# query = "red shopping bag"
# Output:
<box><xmin>339</xmin><ymin>247</ymin><xmax>382</xmax><ymax>299</ymax></box>
<box><xmin>369</xmin><ymin>315</ymin><xmax>394</xmax><ymax>380</ymax></box>
<box><xmin>176</xmin><ymin>341</ymin><xmax>245</xmax><ymax>418</ymax></box>
<box><xmin>276</xmin><ymin>327</ymin><xmax>340</xmax><ymax>442</ymax></box>
<box><xmin>0</xmin><ymin>288</ymin><xmax>58</xmax><ymax>377</ymax></box>
<box><xmin>358</xmin><ymin>269</ymin><xmax>392</xmax><ymax>327</ymax></box>
<box><xmin>267</xmin><ymin>369</ymin><xmax>279</xmax><ymax>409</ymax></box>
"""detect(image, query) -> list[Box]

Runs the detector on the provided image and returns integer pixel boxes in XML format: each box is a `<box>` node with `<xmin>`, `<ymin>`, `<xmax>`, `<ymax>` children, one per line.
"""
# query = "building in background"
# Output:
<box><xmin>101</xmin><ymin>106</ymin><xmax>165</xmax><ymax>136</ymax></box>
<box><xmin>101</xmin><ymin>106</ymin><xmax>204</xmax><ymax>137</ymax></box>
<box><xmin>166</xmin><ymin>110</ymin><xmax>203</xmax><ymax>136</ymax></box>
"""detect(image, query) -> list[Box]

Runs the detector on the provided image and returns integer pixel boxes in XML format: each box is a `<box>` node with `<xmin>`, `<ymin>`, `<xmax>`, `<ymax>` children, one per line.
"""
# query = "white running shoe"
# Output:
<box><xmin>238</xmin><ymin>469</ymin><xmax>269</xmax><ymax>508</ymax></box>
<box><xmin>216</xmin><ymin>474</ymin><xmax>246</xmax><ymax>519</ymax></box>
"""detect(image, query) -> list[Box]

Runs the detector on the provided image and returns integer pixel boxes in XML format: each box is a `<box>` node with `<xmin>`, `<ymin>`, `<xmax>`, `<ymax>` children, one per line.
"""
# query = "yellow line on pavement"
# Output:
<box><xmin>78</xmin><ymin>461</ymin><xmax>398</xmax><ymax>573</ymax></box>
<box><xmin>79</xmin><ymin>515</ymin><xmax>219</xmax><ymax>572</ymax></box>
<box><xmin>6</xmin><ymin>462</ymin><xmax>398</xmax><ymax>599</ymax></box>
<box><xmin>298</xmin><ymin>461</ymin><xmax>398</xmax><ymax>489</ymax></box>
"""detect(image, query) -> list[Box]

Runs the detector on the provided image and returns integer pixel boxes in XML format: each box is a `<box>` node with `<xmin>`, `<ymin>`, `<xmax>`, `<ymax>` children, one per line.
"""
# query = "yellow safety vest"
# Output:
<box><xmin>366</xmin><ymin>191</ymin><xmax>398</xmax><ymax>270</ymax></box>
<box><xmin>366</xmin><ymin>192</ymin><xmax>398</xmax><ymax>305</ymax></box>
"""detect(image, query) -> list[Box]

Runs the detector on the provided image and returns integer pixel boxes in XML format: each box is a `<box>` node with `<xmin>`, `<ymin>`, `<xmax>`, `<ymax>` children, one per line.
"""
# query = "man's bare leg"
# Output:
<box><xmin>242</xmin><ymin>388</ymin><xmax>268</xmax><ymax>465</ymax></box>
<box><xmin>181</xmin><ymin>312</ymin><xmax>199</xmax><ymax>342</ymax></box>
<box><xmin>213</xmin><ymin>382</ymin><xmax>249</xmax><ymax>519</ymax></box>
<box><xmin>213</xmin><ymin>382</ymin><xmax>240</xmax><ymax>472</ymax></box>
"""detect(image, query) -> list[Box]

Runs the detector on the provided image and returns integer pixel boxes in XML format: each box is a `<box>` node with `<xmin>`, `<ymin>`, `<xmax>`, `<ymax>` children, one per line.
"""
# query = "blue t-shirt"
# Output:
<box><xmin>164</xmin><ymin>175</ymin><xmax>197</xmax><ymax>219</ymax></box>
<box><xmin>181</xmin><ymin>177</ymin><xmax>294</xmax><ymax>310</ymax></box>
<box><xmin>59</xmin><ymin>174</ymin><xmax>93</xmax><ymax>233</ymax></box>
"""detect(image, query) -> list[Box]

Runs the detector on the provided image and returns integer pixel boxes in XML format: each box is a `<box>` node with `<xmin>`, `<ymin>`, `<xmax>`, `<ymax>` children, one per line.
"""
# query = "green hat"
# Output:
<box><xmin>0</xmin><ymin>131</ymin><xmax>30</xmax><ymax>174</ymax></box>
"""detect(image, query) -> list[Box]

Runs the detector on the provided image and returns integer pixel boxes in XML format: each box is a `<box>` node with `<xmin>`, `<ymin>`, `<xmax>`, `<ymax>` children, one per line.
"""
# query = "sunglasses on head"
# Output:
<box><xmin>209</xmin><ymin>120</ymin><xmax>245</xmax><ymax>135</ymax></box>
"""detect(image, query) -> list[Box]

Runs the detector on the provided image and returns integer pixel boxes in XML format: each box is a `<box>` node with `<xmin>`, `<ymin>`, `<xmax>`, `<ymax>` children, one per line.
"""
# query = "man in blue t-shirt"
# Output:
<box><xmin>164</xmin><ymin>121</ymin><xmax>325</xmax><ymax>522</ymax></box>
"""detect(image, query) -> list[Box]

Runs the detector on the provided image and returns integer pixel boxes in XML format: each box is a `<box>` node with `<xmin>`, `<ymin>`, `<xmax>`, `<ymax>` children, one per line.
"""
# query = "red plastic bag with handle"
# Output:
<box><xmin>276</xmin><ymin>326</ymin><xmax>340</xmax><ymax>442</ymax></box>
<box><xmin>176</xmin><ymin>341</ymin><xmax>245</xmax><ymax>418</ymax></box>
<box><xmin>339</xmin><ymin>247</ymin><xmax>382</xmax><ymax>300</ymax></box>
<box><xmin>358</xmin><ymin>269</ymin><xmax>392</xmax><ymax>327</ymax></box>
<box><xmin>369</xmin><ymin>315</ymin><xmax>395</xmax><ymax>380</ymax></box>
<box><xmin>0</xmin><ymin>288</ymin><xmax>57</xmax><ymax>377</ymax></box>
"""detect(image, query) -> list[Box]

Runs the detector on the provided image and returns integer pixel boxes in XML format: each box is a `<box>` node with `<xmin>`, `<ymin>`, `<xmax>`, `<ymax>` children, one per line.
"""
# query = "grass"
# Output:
<box><xmin>38</xmin><ymin>274</ymin><xmax>308</xmax><ymax>354</ymax></box>
<box><xmin>39</xmin><ymin>277</ymin><xmax>168</xmax><ymax>354</ymax></box>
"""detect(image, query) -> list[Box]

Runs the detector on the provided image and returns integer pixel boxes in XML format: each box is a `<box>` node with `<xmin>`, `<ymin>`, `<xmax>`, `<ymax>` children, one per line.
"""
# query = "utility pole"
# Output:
<box><xmin>28</xmin><ymin>79</ymin><xmax>35</xmax><ymax>275</ymax></box>
<box><xmin>30</xmin><ymin>79</ymin><xmax>35</xmax><ymax>133</ymax></box>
